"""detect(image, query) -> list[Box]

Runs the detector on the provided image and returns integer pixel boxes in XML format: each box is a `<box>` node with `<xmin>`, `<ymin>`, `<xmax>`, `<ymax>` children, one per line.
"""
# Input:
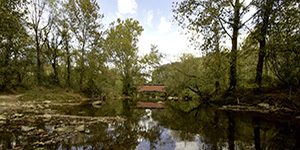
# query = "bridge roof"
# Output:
<box><xmin>138</xmin><ymin>86</ymin><xmax>166</xmax><ymax>93</ymax></box>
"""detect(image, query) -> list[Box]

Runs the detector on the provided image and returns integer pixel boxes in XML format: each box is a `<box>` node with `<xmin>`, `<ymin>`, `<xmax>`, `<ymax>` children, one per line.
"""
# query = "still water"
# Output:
<box><xmin>1</xmin><ymin>99</ymin><xmax>300</xmax><ymax>150</ymax></box>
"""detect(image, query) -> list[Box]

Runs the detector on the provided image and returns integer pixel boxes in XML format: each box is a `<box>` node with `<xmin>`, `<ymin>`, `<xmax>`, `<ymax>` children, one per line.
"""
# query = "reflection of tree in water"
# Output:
<box><xmin>2</xmin><ymin>99</ymin><xmax>300</xmax><ymax>149</ymax></box>
<box><xmin>154</xmin><ymin>102</ymin><xmax>300</xmax><ymax>150</ymax></box>
<box><xmin>153</xmin><ymin>102</ymin><xmax>229</xmax><ymax>149</ymax></box>
<box><xmin>255</xmin><ymin>117</ymin><xmax>300</xmax><ymax>150</ymax></box>
<box><xmin>53</xmin><ymin>99</ymin><xmax>171</xmax><ymax>149</ymax></box>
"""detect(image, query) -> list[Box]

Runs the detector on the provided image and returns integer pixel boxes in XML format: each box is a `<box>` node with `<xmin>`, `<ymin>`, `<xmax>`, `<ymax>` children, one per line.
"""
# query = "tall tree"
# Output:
<box><xmin>105</xmin><ymin>18</ymin><xmax>144</xmax><ymax>96</ymax></box>
<box><xmin>173</xmin><ymin>0</ymin><xmax>253</xmax><ymax>92</ymax></box>
<box><xmin>66</xmin><ymin>0</ymin><xmax>104</xmax><ymax>88</ymax></box>
<box><xmin>0</xmin><ymin>0</ymin><xmax>28</xmax><ymax>89</ymax></box>
<box><xmin>28</xmin><ymin>0</ymin><xmax>48</xmax><ymax>85</ymax></box>
<box><xmin>52</xmin><ymin>0</ymin><xmax>73</xmax><ymax>87</ymax></box>
<box><xmin>267</xmin><ymin>1</ymin><xmax>300</xmax><ymax>88</ymax></box>
<box><xmin>252</xmin><ymin>0</ymin><xmax>275</xmax><ymax>90</ymax></box>
<box><xmin>42</xmin><ymin>17</ymin><xmax>62</xmax><ymax>85</ymax></box>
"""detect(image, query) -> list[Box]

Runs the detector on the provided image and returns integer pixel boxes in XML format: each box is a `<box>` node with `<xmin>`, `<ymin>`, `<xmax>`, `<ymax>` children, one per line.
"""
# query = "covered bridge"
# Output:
<box><xmin>137</xmin><ymin>86</ymin><xmax>167</xmax><ymax>99</ymax></box>
<box><xmin>138</xmin><ymin>86</ymin><xmax>166</xmax><ymax>93</ymax></box>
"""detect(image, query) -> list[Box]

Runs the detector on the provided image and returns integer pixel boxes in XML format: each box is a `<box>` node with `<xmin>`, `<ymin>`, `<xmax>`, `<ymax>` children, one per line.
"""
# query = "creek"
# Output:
<box><xmin>0</xmin><ymin>99</ymin><xmax>299</xmax><ymax>150</ymax></box>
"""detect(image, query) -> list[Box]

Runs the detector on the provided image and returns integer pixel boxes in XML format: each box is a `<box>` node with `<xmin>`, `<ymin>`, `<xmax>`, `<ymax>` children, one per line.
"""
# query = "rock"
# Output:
<box><xmin>0</xmin><ymin>115</ymin><xmax>6</xmax><ymax>120</ymax></box>
<box><xmin>92</xmin><ymin>101</ymin><xmax>103</xmax><ymax>108</ymax></box>
<box><xmin>43</xmin><ymin>114</ymin><xmax>52</xmax><ymax>122</ymax></box>
<box><xmin>37</xmin><ymin>104</ymin><xmax>44</xmax><ymax>109</ymax></box>
<box><xmin>0</xmin><ymin>120</ymin><xmax>6</xmax><ymax>124</ymax></box>
<box><xmin>33</xmin><ymin>141</ymin><xmax>44</xmax><ymax>146</ymax></box>
<box><xmin>85</xmin><ymin>129</ymin><xmax>90</xmax><ymax>134</ymax></box>
<box><xmin>43</xmin><ymin>100</ymin><xmax>51</xmax><ymax>104</ymax></box>
<box><xmin>157</xmin><ymin>101</ymin><xmax>164</xmax><ymax>105</ymax></box>
<box><xmin>21</xmin><ymin>126</ymin><xmax>35</xmax><ymax>132</ymax></box>
<box><xmin>38</xmin><ymin>129</ymin><xmax>44</xmax><ymax>133</ymax></box>
<box><xmin>44</xmin><ymin>140</ymin><xmax>52</xmax><ymax>145</ymax></box>
<box><xmin>14</xmin><ymin>113</ymin><xmax>23</xmax><ymax>118</ymax></box>
<box><xmin>75</xmin><ymin>125</ymin><xmax>85</xmax><ymax>132</ymax></box>
<box><xmin>258</xmin><ymin>103</ymin><xmax>270</xmax><ymax>109</ymax></box>
<box><xmin>55</xmin><ymin>126</ymin><xmax>73</xmax><ymax>132</ymax></box>
<box><xmin>43</xmin><ymin>114</ymin><xmax>52</xmax><ymax>118</ymax></box>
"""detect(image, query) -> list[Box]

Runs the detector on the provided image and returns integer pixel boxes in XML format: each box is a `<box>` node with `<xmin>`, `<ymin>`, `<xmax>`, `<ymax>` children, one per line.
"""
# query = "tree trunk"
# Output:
<box><xmin>52</xmin><ymin>53</ymin><xmax>59</xmax><ymax>85</ymax></box>
<box><xmin>253</xmin><ymin>117</ymin><xmax>261</xmax><ymax>150</ymax></box>
<box><xmin>35</xmin><ymin>27</ymin><xmax>42</xmax><ymax>85</ymax></box>
<box><xmin>255</xmin><ymin>0</ymin><xmax>273</xmax><ymax>90</ymax></box>
<box><xmin>229</xmin><ymin>0</ymin><xmax>241</xmax><ymax>92</ymax></box>
<box><xmin>80</xmin><ymin>43</ymin><xmax>85</xmax><ymax>87</ymax></box>
<box><xmin>66</xmin><ymin>40</ymin><xmax>71</xmax><ymax>87</ymax></box>
<box><xmin>228</xmin><ymin>113</ymin><xmax>235</xmax><ymax>150</ymax></box>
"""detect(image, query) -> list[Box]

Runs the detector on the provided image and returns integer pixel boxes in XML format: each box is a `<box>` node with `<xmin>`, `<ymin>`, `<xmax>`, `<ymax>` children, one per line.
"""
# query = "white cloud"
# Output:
<box><xmin>138</xmin><ymin>26</ymin><xmax>200</xmax><ymax>64</ymax></box>
<box><xmin>158</xmin><ymin>17</ymin><xmax>172</xmax><ymax>34</ymax></box>
<box><xmin>118</xmin><ymin>0</ymin><xmax>138</xmax><ymax>14</ymax></box>
<box><xmin>146</xmin><ymin>11</ymin><xmax>153</xmax><ymax>27</ymax></box>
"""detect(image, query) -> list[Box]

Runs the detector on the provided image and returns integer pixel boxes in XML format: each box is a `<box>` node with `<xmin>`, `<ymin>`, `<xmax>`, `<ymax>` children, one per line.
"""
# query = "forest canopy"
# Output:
<box><xmin>0</xmin><ymin>0</ymin><xmax>300</xmax><ymax>103</ymax></box>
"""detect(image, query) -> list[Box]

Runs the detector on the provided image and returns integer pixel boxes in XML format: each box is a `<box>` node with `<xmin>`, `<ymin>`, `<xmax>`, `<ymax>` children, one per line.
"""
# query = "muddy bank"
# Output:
<box><xmin>0</xmin><ymin>94</ymin><xmax>125</xmax><ymax>149</ymax></box>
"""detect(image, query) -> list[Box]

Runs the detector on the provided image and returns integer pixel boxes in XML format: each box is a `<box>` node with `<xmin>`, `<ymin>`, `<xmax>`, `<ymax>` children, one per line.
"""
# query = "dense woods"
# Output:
<box><xmin>1</xmin><ymin>0</ymin><xmax>300</xmax><ymax>108</ymax></box>
<box><xmin>0</xmin><ymin>0</ymin><xmax>161</xmax><ymax>98</ymax></box>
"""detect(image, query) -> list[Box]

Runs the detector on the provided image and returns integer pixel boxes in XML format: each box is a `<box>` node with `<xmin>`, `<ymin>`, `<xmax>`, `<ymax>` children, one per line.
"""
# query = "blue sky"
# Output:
<box><xmin>97</xmin><ymin>0</ymin><xmax>200</xmax><ymax>63</ymax></box>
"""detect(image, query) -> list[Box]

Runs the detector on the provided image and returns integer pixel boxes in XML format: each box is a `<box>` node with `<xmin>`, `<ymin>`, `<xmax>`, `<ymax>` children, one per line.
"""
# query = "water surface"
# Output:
<box><xmin>1</xmin><ymin>99</ymin><xmax>299</xmax><ymax>150</ymax></box>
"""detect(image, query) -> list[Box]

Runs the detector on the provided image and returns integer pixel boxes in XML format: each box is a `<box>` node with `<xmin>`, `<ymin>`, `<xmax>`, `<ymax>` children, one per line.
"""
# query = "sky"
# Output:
<box><xmin>97</xmin><ymin>0</ymin><xmax>201</xmax><ymax>63</ymax></box>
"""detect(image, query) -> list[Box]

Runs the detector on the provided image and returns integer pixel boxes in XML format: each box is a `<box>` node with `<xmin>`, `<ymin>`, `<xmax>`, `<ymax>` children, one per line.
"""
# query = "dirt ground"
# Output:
<box><xmin>0</xmin><ymin>94</ymin><xmax>125</xmax><ymax>149</ymax></box>
<box><xmin>0</xmin><ymin>94</ymin><xmax>23</xmax><ymax>114</ymax></box>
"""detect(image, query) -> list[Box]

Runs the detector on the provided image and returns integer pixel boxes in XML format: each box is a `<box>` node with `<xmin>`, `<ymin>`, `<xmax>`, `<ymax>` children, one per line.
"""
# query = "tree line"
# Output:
<box><xmin>0</xmin><ymin>0</ymin><xmax>162</xmax><ymax>97</ymax></box>
<box><xmin>152</xmin><ymin>0</ymin><xmax>300</xmax><ymax>99</ymax></box>
<box><xmin>1</xmin><ymin>0</ymin><xmax>300</xmax><ymax>100</ymax></box>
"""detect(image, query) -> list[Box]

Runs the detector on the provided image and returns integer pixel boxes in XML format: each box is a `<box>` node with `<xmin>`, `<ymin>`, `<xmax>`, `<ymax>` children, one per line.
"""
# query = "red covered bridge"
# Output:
<box><xmin>137</xmin><ymin>86</ymin><xmax>166</xmax><ymax>93</ymax></box>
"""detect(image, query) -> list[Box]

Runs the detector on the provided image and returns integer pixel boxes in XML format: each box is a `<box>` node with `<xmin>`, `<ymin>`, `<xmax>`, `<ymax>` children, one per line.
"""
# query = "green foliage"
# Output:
<box><xmin>153</xmin><ymin>53</ymin><xmax>229</xmax><ymax>98</ymax></box>
<box><xmin>0</xmin><ymin>0</ymin><xmax>30</xmax><ymax>89</ymax></box>
<box><xmin>18</xmin><ymin>87</ymin><xmax>82</xmax><ymax>102</ymax></box>
<box><xmin>266</xmin><ymin>1</ymin><xmax>300</xmax><ymax>87</ymax></box>
<box><xmin>104</xmin><ymin>18</ymin><xmax>144</xmax><ymax>96</ymax></box>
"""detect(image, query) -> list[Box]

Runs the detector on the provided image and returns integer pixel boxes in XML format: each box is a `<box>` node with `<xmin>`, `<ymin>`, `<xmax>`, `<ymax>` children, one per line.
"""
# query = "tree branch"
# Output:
<box><xmin>217</xmin><ymin>17</ymin><xmax>233</xmax><ymax>39</ymax></box>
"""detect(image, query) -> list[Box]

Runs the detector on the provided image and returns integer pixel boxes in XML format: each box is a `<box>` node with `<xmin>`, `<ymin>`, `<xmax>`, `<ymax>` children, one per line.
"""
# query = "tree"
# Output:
<box><xmin>0</xmin><ymin>0</ymin><xmax>29</xmax><ymax>89</ymax></box>
<box><xmin>42</xmin><ymin>16</ymin><xmax>62</xmax><ymax>85</ymax></box>
<box><xmin>267</xmin><ymin>1</ymin><xmax>300</xmax><ymax>88</ymax></box>
<box><xmin>28</xmin><ymin>0</ymin><xmax>48</xmax><ymax>85</ymax></box>
<box><xmin>140</xmin><ymin>44</ymin><xmax>163</xmax><ymax>84</ymax></box>
<box><xmin>66</xmin><ymin>0</ymin><xmax>104</xmax><ymax>88</ymax></box>
<box><xmin>251</xmin><ymin>0</ymin><xmax>275</xmax><ymax>90</ymax></box>
<box><xmin>173</xmin><ymin>0</ymin><xmax>253</xmax><ymax>92</ymax></box>
<box><xmin>52</xmin><ymin>0</ymin><xmax>73</xmax><ymax>87</ymax></box>
<box><xmin>105</xmin><ymin>18</ymin><xmax>144</xmax><ymax>96</ymax></box>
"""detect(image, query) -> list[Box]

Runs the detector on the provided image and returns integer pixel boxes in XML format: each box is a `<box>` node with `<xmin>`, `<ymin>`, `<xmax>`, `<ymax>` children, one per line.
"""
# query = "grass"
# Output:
<box><xmin>18</xmin><ymin>87</ymin><xmax>83</xmax><ymax>102</ymax></box>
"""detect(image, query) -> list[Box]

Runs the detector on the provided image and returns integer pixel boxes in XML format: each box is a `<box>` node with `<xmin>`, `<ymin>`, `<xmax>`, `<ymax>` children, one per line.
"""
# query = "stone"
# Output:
<box><xmin>14</xmin><ymin>113</ymin><xmax>23</xmax><ymax>118</ymax></box>
<box><xmin>37</xmin><ymin>104</ymin><xmax>44</xmax><ymax>109</ymax></box>
<box><xmin>21</xmin><ymin>126</ymin><xmax>35</xmax><ymax>132</ymax></box>
<box><xmin>85</xmin><ymin>129</ymin><xmax>90</xmax><ymax>134</ymax></box>
<box><xmin>0</xmin><ymin>115</ymin><xmax>6</xmax><ymax>120</ymax></box>
<box><xmin>43</xmin><ymin>101</ymin><xmax>51</xmax><ymax>104</ymax></box>
<box><xmin>75</xmin><ymin>125</ymin><xmax>85</xmax><ymax>132</ymax></box>
<box><xmin>258</xmin><ymin>103</ymin><xmax>270</xmax><ymax>108</ymax></box>
<box><xmin>38</xmin><ymin>129</ymin><xmax>44</xmax><ymax>133</ymax></box>
<box><xmin>55</xmin><ymin>126</ymin><xmax>73</xmax><ymax>132</ymax></box>
<box><xmin>43</xmin><ymin>114</ymin><xmax>52</xmax><ymax>122</ymax></box>
<box><xmin>157</xmin><ymin>101</ymin><xmax>164</xmax><ymax>105</ymax></box>
<box><xmin>43</xmin><ymin>114</ymin><xmax>52</xmax><ymax>118</ymax></box>
<box><xmin>44</xmin><ymin>140</ymin><xmax>52</xmax><ymax>145</ymax></box>
<box><xmin>92</xmin><ymin>101</ymin><xmax>103</xmax><ymax>108</ymax></box>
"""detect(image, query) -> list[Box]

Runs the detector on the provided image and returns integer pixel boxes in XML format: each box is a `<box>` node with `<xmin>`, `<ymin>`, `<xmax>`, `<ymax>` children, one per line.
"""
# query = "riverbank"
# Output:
<box><xmin>0</xmin><ymin>87</ymin><xmax>125</xmax><ymax>149</ymax></box>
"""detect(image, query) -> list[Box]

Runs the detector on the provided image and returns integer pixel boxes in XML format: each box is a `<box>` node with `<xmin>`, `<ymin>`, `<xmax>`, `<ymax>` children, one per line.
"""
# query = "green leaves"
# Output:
<box><xmin>104</xmin><ymin>18</ymin><xmax>144</xmax><ymax>95</ymax></box>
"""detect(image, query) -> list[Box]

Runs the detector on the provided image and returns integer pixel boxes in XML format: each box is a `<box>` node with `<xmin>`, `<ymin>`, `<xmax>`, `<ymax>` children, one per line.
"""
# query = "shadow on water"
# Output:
<box><xmin>1</xmin><ymin>99</ymin><xmax>300</xmax><ymax>149</ymax></box>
